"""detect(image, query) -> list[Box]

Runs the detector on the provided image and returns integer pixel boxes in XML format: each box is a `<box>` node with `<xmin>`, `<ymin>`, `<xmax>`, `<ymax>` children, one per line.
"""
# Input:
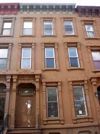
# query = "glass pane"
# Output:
<box><xmin>44</xmin><ymin>21</ymin><xmax>53</xmax><ymax>35</ymax></box>
<box><xmin>87</xmin><ymin>31</ymin><xmax>94</xmax><ymax>38</ymax></box>
<box><xmin>48</xmin><ymin>102</ymin><xmax>58</xmax><ymax>117</ymax></box>
<box><xmin>92</xmin><ymin>52</ymin><xmax>100</xmax><ymax>60</ymax></box>
<box><xmin>45</xmin><ymin>48</ymin><xmax>54</xmax><ymax>58</ymax></box>
<box><xmin>0</xmin><ymin>49</ymin><xmax>8</xmax><ymax>58</ymax></box>
<box><xmin>94</xmin><ymin>61</ymin><xmax>100</xmax><ymax>69</ymax></box>
<box><xmin>24</xmin><ymin>21</ymin><xmax>32</xmax><ymax>28</ymax></box>
<box><xmin>68</xmin><ymin>47</ymin><xmax>77</xmax><ymax>57</ymax></box>
<box><xmin>21</xmin><ymin>59</ymin><xmax>31</xmax><ymax>69</ymax></box>
<box><xmin>45</xmin><ymin>58</ymin><xmax>55</xmax><ymax>68</ymax></box>
<box><xmin>4</xmin><ymin>22</ymin><xmax>12</xmax><ymax>28</ymax></box>
<box><xmin>64</xmin><ymin>20</ymin><xmax>74</xmax><ymax>35</ymax></box>
<box><xmin>23</xmin><ymin>28</ymin><xmax>32</xmax><ymax>35</ymax></box>
<box><xmin>0</xmin><ymin>59</ymin><xmax>7</xmax><ymax>69</ymax></box>
<box><xmin>19</xmin><ymin>88</ymin><xmax>34</xmax><ymax>96</ymax></box>
<box><xmin>2</xmin><ymin>29</ymin><xmax>11</xmax><ymax>35</ymax></box>
<box><xmin>0</xmin><ymin>84</ymin><xmax>6</xmax><ymax>93</ymax></box>
<box><xmin>22</xmin><ymin>48</ymin><xmax>31</xmax><ymax>58</ymax></box>
<box><xmin>48</xmin><ymin>88</ymin><xmax>57</xmax><ymax>101</ymax></box>
<box><xmin>85</xmin><ymin>25</ymin><xmax>93</xmax><ymax>31</ymax></box>
<box><xmin>70</xmin><ymin>58</ymin><xmax>79</xmax><ymax>67</ymax></box>
<box><xmin>0</xmin><ymin>97</ymin><xmax>5</xmax><ymax>124</ymax></box>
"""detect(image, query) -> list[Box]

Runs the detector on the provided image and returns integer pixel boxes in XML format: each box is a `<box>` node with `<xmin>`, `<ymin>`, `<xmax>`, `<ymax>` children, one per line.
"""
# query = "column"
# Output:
<box><xmin>9</xmin><ymin>75</ymin><xmax>17</xmax><ymax>129</ymax></box>
<box><xmin>35</xmin><ymin>75</ymin><xmax>40</xmax><ymax>128</ymax></box>
<box><xmin>4</xmin><ymin>75</ymin><xmax>11</xmax><ymax>127</ymax></box>
<box><xmin>58</xmin><ymin>82</ymin><xmax>64</xmax><ymax>124</ymax></box>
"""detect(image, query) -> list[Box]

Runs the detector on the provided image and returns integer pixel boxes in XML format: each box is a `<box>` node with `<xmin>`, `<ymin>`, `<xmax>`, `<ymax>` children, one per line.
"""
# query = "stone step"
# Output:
<box><xmin>7</xmin><ymin>128</ymin><xmax>42</xmax><ymax>134</ymax></box>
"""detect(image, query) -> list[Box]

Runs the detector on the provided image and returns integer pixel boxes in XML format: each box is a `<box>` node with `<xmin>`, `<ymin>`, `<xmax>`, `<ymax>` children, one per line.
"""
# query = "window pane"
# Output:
<box><xmin>0</xmin><ymin>49</ymin><xmax>8</xmax><ymax>58</ymax></box>
<box><xmin>24</xmin><ymin>21</ymin><xmax>32</xmax><ymax>28</ymax></box>
<box><xmin>0</xmin><ymin>59</ymin><xmax>7</xmax><ymax>69</ymax></box>
<box><xmin>73</xmin><ymin>86</ymin><xmax>87</xmax><ymax>116</ymax></box>
<box><xmin>70</xmin><ymin>58</ymin><xmax>79</xmax><ymax>67</ymax></box>
<box><xmin>68</xmin><ymin>47</ymin><xmax>77</xmax><ymax>57</ymax></box>
<box><xmin>45</xmin><ymin>58</ymin><xmax>55</xmax><ymax>68</ymax></box>
<box><xmin>85</xmin><ymin>25</ymin><xmax>93</xmax><ymax>31</ymax></box>
<box><xmin>48</xmin><ymin>88</ymin><xmax>57</xmax><ymax>101</ymax></box>
<box><xmin>48</xmin><ymin>102</ymin><xmax>58</xmax><ymax>117</ymax></box>
<box><xmin>22</xmin><ymin>48</ymin><xmax>31</xmax><ymax>58</ymax></box>
<box><xmin>3</xmin><ymin>22</ymin><xmax>12</xmax><ymax>28</ymax></box>
<box><xmin>85</xmin><ymin>24</ymin><xmax>94</xmax><ymax>37</ymax></box>
<box><xmin>92</xmin><ymin>52</ymin><xmax>100</xmax><ymax>60</ymax></box>
<box><xmin>23</xmin><ymin>29</ymin><xmax>32</xmax><ymax>35</ymax></box>
<box><xmin>45</xmin><ymin>48</ymin><xmax>54</xmax><ymax>58</ymax></box>
<box><xmin>2</xmin><ymin>29</ymin><xmax>11</xmax><ymax>35</ymax></box>
<box><xmin>21</xmin><ymin>59</ymin><xmax>31</xmax><ymax>69</ymax></box>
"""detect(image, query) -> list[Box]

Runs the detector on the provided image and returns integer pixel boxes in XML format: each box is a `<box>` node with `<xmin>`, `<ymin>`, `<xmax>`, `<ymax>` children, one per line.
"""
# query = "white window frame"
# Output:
<box><xmin>45</xmin><ymin>47</ymin><xmax>56</xmax><ymax>68</ymax></box>
<box><xmin>47</xmin><ymin>87</ymin><xmax>59</xmax><ymax>118</ymax></box>
<box><xmin>23</xmin><ymin>21</ymin><xmax>32</xmax><ymax>35</ymax></box>
<box><xmin>92</xmin><ymin>51</ymin><xmax>100</xmax><ymax>69</ymax></box>
<box><xmin>43</xmin><ymin>20</ymin><xmax>53</xmax><ymax>36</ymax></box>
<box><xmin>0</xmin><ymin>48</ymin><xmax>8</xmax><ymax>69</ymax></box>
<box><xmin>73</xmin><ymin>86</ymin><xmax>88</xmax><ymax>117</ymax></box>
<box><xmin>68</xmin><ymin>47</ymin><xmax>80</xmax><ymax>68</ymax></box>
<box><xmin>64</xmin><ymin>20</ymin><xmax>75</xmax><ymax>35</ymax></box>
<box><xmin>85</xmin><ymin>24</ymin><xmax>94</xmax><ymax>38</ymax></box>
<box><xmin>2</xmin><ymin>21</ymin><xmax>12</xmax><ymax>36</ymax></box>
<box><xmin>21</xmin><ymin>47</ymin><xmax>32</xmax><ymax>69</ymax></box>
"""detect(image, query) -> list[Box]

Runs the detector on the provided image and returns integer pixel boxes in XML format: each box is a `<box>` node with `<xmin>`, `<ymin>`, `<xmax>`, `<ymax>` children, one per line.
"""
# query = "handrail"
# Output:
<box><xmin>0</xmin><ymin>113</ymin><xmax>8</xmax><ymax>134</ymax></box>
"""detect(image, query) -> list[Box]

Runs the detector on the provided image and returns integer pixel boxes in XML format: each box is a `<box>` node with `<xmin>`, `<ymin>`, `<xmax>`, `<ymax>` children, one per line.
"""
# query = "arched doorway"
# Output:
<box><xmin>15</xmin><ymin>83</ymin><xmax>36</xmax><ymax>128</ymax></box>
<box><xmin>97</xmin><ymin>86</ymin><xmax>100</xmax><ymax>105</ymax></box>
<box><xmin>0</xmin><ymin>83</ymin><xmax>6</xmax><ymax>125</ymax></box>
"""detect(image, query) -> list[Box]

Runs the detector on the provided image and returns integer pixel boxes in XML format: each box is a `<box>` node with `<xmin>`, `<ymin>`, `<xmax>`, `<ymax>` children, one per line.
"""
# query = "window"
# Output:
<box><xmin>85</xmin><ymin>24</ymin><xmax>94</xmax><ymax>38</ymax></box>
<box><xmin>47</xmin><ymin>87</ymin><xmax>58</xmax><ymax>117</ymax></box>
<box><xmin>68</xmin><ymin>47</ymin><xmax>80</xmax><ymax>67</ymax></box>
<box><xmin>0</xmin><ymin>48</ymin><xmax>8</xmax><ymax>69</ymax></box>
<box><xmin>2</xmin><ymin>21</ymin><xmax>12</xmax><ymax>35</ymax></box>
<box><xmin>92</xmin><ymin>51</ymin><xmax>100</xmax><ymax>69</ymax></box>
<box><xmin>73</xmin><ymin>86</ymin><xmax>87</xmax><ymax>117</ymax></box>
<box><xmin>97</xmin><ymin>86</ymin><xmax>100</xmax><ymax>105</ymax></box>
<box><xmin>45</xmin><ymin>47</ymin><xmax>56</xmax><ymax>68</ymax></box>
<box><xmin>64</xmin><ymin>20</ymin><xmax>74</xmax><ymax>35</ymax></box>
<box><xmin>21</xmin><ymin>48</ymin><xmax>31</xmax><ymax>69</ymax></box>
<box><xmin>23</xmin><ymin>21</ymin><xmax>32</xmax><ymax>35</ymax></box>
<box><xmin>43</xmin><ymin>20</ymin><xmax>53</xmax><ymax>36</ymax></box>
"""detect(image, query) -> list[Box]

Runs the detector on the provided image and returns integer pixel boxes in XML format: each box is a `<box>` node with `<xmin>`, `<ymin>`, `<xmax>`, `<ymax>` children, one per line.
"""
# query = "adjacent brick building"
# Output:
<box><xmin>0</xmin><ymin>3</ymin><xmax>100</xmax><ymax>134</ymax></box>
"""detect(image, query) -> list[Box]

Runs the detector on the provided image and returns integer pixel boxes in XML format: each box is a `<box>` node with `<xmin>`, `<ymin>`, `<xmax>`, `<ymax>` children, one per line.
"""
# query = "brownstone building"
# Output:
<box><xmin>0</xmin><ymin>3</ymin><xmax>100</xmax><ymax>134</ymax></box>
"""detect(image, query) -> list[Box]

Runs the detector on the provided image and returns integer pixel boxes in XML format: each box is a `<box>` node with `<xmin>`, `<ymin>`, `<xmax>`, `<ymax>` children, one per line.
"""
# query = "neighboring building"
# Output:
<box><xmin>0</xmin><ymin>3</ymin><xmax>100</xmax><ymax>134</ymax></box>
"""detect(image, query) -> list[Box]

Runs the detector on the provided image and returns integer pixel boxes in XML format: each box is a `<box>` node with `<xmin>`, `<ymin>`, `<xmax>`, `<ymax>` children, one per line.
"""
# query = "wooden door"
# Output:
<box><xmin>15</xmin><ymin>90</ymin><xmax>36</xmax><ymax>128</ymax></box>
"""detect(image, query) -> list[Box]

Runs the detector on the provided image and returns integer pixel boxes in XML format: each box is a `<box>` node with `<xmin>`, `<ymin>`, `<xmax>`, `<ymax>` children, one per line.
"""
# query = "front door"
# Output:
<box><xmin>15</xmin><ymin>85</ymin><xmax>36</xmax><ymax>128</ymax></box>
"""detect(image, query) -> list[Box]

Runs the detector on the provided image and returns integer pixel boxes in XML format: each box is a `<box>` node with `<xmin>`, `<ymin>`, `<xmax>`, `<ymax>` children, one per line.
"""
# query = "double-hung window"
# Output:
<box><xmin>2</xmin><ymin>21</ymin><xmax>12</xmax><ymax>35</ymax></box>
<box><xmin>85</xmin><ymin>24</ymin><xmax>94</xmax><ymax>38</ymax></box>
<box><xmin>23</xmin><ymin>21</ymin><xmax>32</xmax><ymax>35</ymax></box>
<box><xmin>73</xmin><ymin>86</ymin><xmax>87</xmax><ymax>117</ymax></box>
<box><xmin>21</xmin><ymin>48</ymin><xmax>31</xmax><ymax>69</ymax></box>
<box><xmin>43</xmin><ymin>20</ymin><xmax>53</xmax><ymax>36</ymax></box>
<box><xmin>0</xmin><ymin>48</ymin><xmax>8</xmax><ymax>69</ymax></box>
<box><xmin>45</xmin><ymin>47</ymin><xmax>56</xmax><ymax>68</ymax></box>
<box><xmin>47</xmin><ymin>87</ymin><xmax>58</xmax><ymax>118</ymax></box>
<box><xmin>64</xmin><ymin>20</ymin><xmax>74</xmax><ymax>35</ymax></box>
<box><xmin>68</xmin><ymin>47</ymin><xmax>80</xmax><ymax>67</ymax></box>
<box><xmin>92</xmin><ymin>51</ymin><xmax>100</xmax><ymax>69</ymax></box>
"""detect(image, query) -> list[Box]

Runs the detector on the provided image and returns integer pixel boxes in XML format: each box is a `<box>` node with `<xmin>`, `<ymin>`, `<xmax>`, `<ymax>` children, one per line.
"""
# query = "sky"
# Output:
<box><xmin>0</xmin><ymin>0</ymin><xmax>100</xmax><ymax>6</ymax></box>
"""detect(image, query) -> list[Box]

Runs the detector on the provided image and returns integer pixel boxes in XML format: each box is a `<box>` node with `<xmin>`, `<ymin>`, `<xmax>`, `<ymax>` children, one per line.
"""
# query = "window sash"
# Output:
<box><xmin>21</xmin><ymin>48</ymin><xmax>31</xmax><ymax>69</ymax></box>
<box><xmin>2</xmin><ymin>22</ymin><xmax>12</xmax><ymax>35</ymax></box>
<box><xmin>68</xmin><ymin>47</ymin><xmax>80</xmax><ymax>67</ymax></box>
<box><xmin>47</xmin><ymin>87</ymin><xmax>58</xmax><ymax>118</ymax></box>
<box><xmin>23</xmin><ymin>21</ymin><xmax>32</xmax><ymax>35</ymax></box>
<box><xmin>92</xmin><ymin>51</ymin><xmax>100</xmax><ymax>69</ymax></box>
<box><xmin>85</xmin><ymin>24</ymin><xmax>94</xmax><ymax>37</ymax></box>
<box><xmin>64</xmin><ymin>20</ymin><xmax>74</xmax><ymax>35</ymax></box>
<box><xmin>44</xmin><ymin>21</ymin><xmax>53</xmax><ymax>35</ymax></box>
<box><xmin>73</xmin><ymin>86</ymin><xmax>87</xmax><ymax>117</ymax></box>
<box><xmin>45</xmin><ymin>47</ymin><xmax>56</xmax><ymax>68</ymax></box>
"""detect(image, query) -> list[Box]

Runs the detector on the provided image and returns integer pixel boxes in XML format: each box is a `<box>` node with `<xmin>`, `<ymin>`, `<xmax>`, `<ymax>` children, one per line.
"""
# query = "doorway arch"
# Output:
<box><xmin>15</xmin><ymin>83</ymin><xmax>36</xmax><ymax>128</ymax></box>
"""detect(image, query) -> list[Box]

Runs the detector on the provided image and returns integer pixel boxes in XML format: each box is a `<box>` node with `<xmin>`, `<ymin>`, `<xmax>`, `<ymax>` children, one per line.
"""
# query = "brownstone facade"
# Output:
<box><xmin>0</xmin><ymin>3</ymin><xmax>100</xmax><ymax>134</ymax></box>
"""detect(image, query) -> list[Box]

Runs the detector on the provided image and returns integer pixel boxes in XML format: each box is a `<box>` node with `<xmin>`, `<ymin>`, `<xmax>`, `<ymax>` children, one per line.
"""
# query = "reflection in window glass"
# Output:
<box><xmin>85</xmin><ymin>24</ymin><xmax>94</xmax><ymax>38</ymax></box>
<box><xmin>44</xmin><ymin>21</ymin><xmax>53</xmax><ymax>36</ymax></box>
<box><xmin>64</xmin><ymin>20</ymin><xmax>74</xmax><ymax>35</ymax></box>
<box><xmin>23</xmin><ymin>21</ymin><xmax>32</xmax><ymax>35</ymax></box>
<box><xmin>2</xmin><ymin>22</ymin><xmax>12</xmax><ymax>35</ymax></box>
<box><xmin>92</xmin><ymin>51</ymin><xmax>100</xmax><ymax>69</ymax></box>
